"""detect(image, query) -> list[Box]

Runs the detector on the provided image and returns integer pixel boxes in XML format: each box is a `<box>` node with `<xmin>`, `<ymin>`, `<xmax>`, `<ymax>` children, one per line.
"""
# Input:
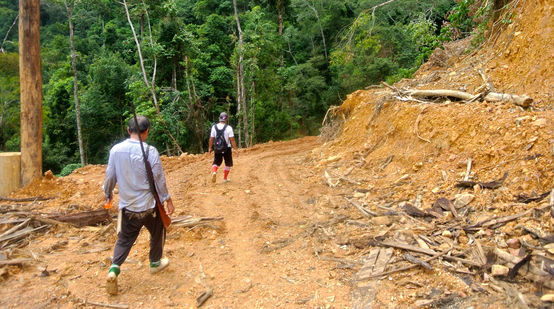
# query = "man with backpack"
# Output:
<box><xmin>208</xmin><ymin>112</ymin><xmax>238</xmax><ymax>183</ymax></box>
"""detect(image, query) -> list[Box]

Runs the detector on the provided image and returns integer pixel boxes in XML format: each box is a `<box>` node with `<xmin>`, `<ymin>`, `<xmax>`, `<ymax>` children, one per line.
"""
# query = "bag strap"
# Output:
<box><xmin>215</xmin><ymin>124</ymin><xmax>227</xmax><ymax>136</ymax></box>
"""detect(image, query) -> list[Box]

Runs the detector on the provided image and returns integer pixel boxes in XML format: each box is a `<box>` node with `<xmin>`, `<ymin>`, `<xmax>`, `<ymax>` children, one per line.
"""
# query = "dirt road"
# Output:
<box><xmin>0</xmin><ymin>136</ymin><xmax>351</xmax><ymax>308</ymax></box>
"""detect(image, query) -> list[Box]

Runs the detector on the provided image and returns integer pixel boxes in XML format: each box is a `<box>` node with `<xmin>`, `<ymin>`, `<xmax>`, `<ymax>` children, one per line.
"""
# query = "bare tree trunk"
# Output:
<box><xmin>171</xmin><ymin>63</ymin><xmax>177</xmax><ymax>91</ymax></box>
<box><xmin>1</xmin><ymin>14</ymin><xmax>18</xmax><ymax>54</ymax></box>
<box><xmin>235</xmin><ymin>64</ymin><xmax>242</xmax><ymax>146</ymax></box>
<box><xmin>184</xmin><ymin>56</ymin><xmax>205</xmax><ymax>153</ymax></box>
<box><xmin>233</xmin><ymin>0</ymin><xmax>249</xmax><ymax>147</ymax></box>
<box><xmin>122</xmin><ymin>0</ymin><xmax>183</xmax><ymax>154</ymax></box>
<box><xmin>306</xmin><ymin>0</ymin><xmax>327</xmax><ymax>59</ymax></box>
<box><xmin>278</xmin><ymin>0</ymin><xmax>284</xmax><ymax>36</ymax></box>
<box><xmin>64</xmin><ymin>0</ymin><xmax>85</xmax><ymax>167</ymax></box>
<box><xmin>19</xmin><ymin>0</ymin><xmax>42</xmax><ymax>186</ymax></box>
<box><xmin>250</xmin><ymin>80</ymin><xmax>255</xmax><ymax>145</ymax></box>
<box><xmin>277</xmin><ymin>0</ymin><xmax>285</xmax><ymax>111</ymax></box>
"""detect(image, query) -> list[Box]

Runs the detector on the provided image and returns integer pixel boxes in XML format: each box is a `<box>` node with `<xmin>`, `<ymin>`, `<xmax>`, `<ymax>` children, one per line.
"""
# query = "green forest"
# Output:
<box><xmin>1</xmin><ymin>0</ymin><xmax>486</xmax><ymax>175</ymax></box>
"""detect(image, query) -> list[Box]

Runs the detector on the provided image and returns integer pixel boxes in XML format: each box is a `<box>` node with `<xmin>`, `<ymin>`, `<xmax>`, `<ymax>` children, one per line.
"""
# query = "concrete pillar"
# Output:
<box><xmin>0</xmin><ymin>152</ymin><xmax>21</xmax><ymax>196</ymax></box>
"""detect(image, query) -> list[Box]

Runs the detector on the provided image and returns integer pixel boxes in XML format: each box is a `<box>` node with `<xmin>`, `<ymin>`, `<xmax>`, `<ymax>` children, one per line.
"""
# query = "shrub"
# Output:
<box><xmin>58</xmin><ymin>163</ymin><xmax>82</xmax><ymax>177</ymax></box>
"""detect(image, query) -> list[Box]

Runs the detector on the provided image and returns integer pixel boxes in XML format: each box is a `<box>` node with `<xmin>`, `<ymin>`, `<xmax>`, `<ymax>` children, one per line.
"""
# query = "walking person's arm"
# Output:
<box><xmin>103</xmin><ymin>150</ymin><xmax>117</xmax><ymax>201</ymax></box>
<box><xmin>208</xmin><ymin>137</ymin><xmax>214</xmax><ymax>153</ymax></box>
<box><xmin>230</xmin><ymin>137</ymin><xmax>238</xmax><ymax>157</ymax></box>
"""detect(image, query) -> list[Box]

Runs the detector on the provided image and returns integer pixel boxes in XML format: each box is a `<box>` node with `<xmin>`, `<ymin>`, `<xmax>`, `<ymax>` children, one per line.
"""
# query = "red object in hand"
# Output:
<box><xmin>104</xmin><ymin>197</ymin><xmax>113</xmax><ymax>209</ymax></box>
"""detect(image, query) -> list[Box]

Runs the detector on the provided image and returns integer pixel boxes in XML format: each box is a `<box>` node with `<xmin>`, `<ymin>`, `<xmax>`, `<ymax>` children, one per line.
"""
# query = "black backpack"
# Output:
<box><xmin>213</xmin><ymin>124</ymin><xmax>228</xmax><ymax>154</ymax></box>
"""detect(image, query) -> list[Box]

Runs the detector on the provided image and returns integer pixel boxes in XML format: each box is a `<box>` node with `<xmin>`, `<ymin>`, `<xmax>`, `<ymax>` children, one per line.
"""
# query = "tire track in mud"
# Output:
<box><xmin>177</xmin><ymin>136</ymin><xmax>351</xmax><ymax>307</ymax></box>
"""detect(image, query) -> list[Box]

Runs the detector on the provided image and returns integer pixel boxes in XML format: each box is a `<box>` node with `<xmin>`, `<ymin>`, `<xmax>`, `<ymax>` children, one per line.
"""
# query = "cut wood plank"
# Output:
<box><xmin>356</xmin><ymin>248</ymin><xmax>381</xmax><ymax>280</ymax></box>
<box><xmin>373</xmin><ymin>248</ymin><xmax>393</xmax><ymax>275</ymax></box>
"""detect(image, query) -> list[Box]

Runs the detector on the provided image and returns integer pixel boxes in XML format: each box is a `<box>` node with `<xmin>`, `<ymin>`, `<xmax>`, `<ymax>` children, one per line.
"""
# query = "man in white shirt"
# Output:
<box><xmin>103</xmin><ymin>115</ymin><xmax>174</xmax><ymax>295</ymax></box>
<box><xmin>208</xmin><ymin>112</ymin><xmax>238</xmax><ymax>183</ymax></box>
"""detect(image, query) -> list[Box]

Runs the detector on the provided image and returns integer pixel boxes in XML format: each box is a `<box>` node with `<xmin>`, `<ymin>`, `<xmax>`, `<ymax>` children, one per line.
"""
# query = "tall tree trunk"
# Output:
<box><xmin>122</xmin><ymin>0</ymin><xmax>183</xmax><ymax>154</ymax></box>
<box><xmin>250</xmin><ymin>80</ymin><xmax>255</xmax><ymax>146</ymax></box>
<box><xmin>19</xmin><ymin>0</ymin><xmax>42</xmax><ymax>186</ymax></box>
<box><xmin>171</xmin><ymin>62</ymin><xmax>177</xmax><ymax>91</ymax></box>
<box><xmin>277</xmin><ymin>0</ymin><xmax>285</xmax><ymax>111</ymax></box>
<box><xmin>184</xmin><ymin>56</ymin><xmax>205</xmax><ymax>153</ymax></box>
<box><xmin>235</xmin><ymin>64</ymin><xmax>242</xmax><ymax>146</ymax></box>
<box><xmin>233</xmin><ymin>0</ymin><xmax>249</xmax><ymax>147</ymax></box>
<box><xmin>307</xmin><ymin>0</ymin><xmax>327</xmax><ymax>59</ymax></box>
<box><xmin>64</xmin><ymin>0</ymin><xmax>85</xmax><ymax>167</ymax></box>
<box><xmin>278</xmin><ymin>0</ymin><xmax>284</xmax><ymax>36</ymax></box>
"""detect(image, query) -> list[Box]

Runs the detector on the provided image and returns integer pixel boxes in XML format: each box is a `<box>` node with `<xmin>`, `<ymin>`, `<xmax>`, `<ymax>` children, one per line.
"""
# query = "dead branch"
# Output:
<box><xmin>0</xmin><ymin>196</ymin><xmax>55</xmax><ymax>202</ymax></box>
<box><xmin>0</xmin><ymin>13</ymin><xmax>18</xmax><ymax>53</ymax></box>
<box><xmin>404</xmin><ymin>253</ymin><xmax>433</xmax><ymax>270</ymax></box>
<box><xmin>171</xmin><ymin>216</ymin><xmax>223</xmax><ymax>228</ymax></box>
<box><xmin>345</xmin><ymin>197</ymin><xmax>377</xmax><ymax>217</ymax></box>
<box><xmin>379</xmin><ymin>241</ymin><xmax>437</xmax><ymax>256</ymax></box>
<box><xmin>465</xmin><ymin>208</ymin><xmax>533</xmax><ymax>231</ymax></box>
<box><xmin>0</xmin><ymin>218</ymin><xmax>31</xmax><ymax>239</ymax></box>
<box><xmin>324</xmin><ymin>170</ymin><xmax>339</xmax><ymax>187</ymax></box>
<box><xmin>495</xmin><ymin>248</ymin><xmax>554</xmax><ymax>289</ymax></box>
<box><xmin>364</xmin><ymin>246</ymin><xmax>452</xmax><ymax>279</ymax></box>
<box><xmin>196</xmin><ymin>288</ymin><xmax>213</xmax><ymax>307</ymax></box>
<box><xmin>456</xmin><ymin>171</ymin><xmax>508</xmax><ymax>189</ymax></box>
<box><xmin>0</xmin><ymin>258</ymin><xmax>33</xmax><ymax>266</ymax></box>
<box><xmin>322</xmin><ymin>106</ymin><xmax>340</xmax><ymax>126</ymax></box>
<box><xmin>414</xmin><ymin>107</ymin><xmax>431</xmax><ymax>143</ymax></box>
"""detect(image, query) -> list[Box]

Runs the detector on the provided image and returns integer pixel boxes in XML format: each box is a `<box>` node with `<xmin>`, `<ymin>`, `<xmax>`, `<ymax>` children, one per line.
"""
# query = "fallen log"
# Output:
<box><xmin>52</xmin><ymin>209</ymin><xmax>110</xmax><ymax>227</ymax></box>
<box><xmin>405</xmin><ymin>89</ymin><xmax>533</xmax><ymax>107</ymax></box>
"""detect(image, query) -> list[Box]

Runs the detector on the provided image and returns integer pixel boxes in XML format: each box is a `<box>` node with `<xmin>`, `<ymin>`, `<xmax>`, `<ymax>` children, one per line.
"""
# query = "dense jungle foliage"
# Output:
<box><xmin>1</xmin><ymin>0</ymin><xmax>489</xmax><ymax>174</ymax></box>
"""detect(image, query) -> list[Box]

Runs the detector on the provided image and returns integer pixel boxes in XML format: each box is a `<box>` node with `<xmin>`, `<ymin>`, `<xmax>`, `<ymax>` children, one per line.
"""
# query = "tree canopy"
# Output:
<box><xmin>2</xmin><ymin>0</ymin><xmax>481</xmax><ymax>174</ymax></box>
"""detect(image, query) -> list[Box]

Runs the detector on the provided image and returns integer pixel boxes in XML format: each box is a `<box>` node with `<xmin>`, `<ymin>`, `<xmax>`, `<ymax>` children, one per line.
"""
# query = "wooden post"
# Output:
<box><xmin>19</xmin><ymin>0</ymin><xmax>42</xmax><ymax>186</ymax></box>
<box><xmin>0</xmin><ymin>153</ymin><xmax>21</xmax><ymax>196</ymax></box>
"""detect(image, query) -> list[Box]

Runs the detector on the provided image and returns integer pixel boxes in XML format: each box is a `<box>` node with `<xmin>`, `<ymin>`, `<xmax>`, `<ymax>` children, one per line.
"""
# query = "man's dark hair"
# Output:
<box><xmin>128</xmin><ymin>115</ymin><xmax>150</xmax><ymax>134</ymax></box>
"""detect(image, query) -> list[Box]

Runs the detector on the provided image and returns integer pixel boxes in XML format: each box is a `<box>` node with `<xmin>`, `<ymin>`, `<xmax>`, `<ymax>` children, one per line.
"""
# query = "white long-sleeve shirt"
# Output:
<box><xmin>103</xmin><ymin>139</ymin><xmax>170</xmax><ymax>212</ymax></box>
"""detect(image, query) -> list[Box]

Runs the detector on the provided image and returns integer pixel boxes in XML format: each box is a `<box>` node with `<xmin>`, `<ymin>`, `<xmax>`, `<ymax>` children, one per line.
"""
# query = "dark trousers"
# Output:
<box><xmin>213</xmin><ymin>147</ymin><xmax>233</xmax><ymax>167</ymax></box>
<box><xmin>112</xmin><ymin>208</ymin><xmax>165</xmax><ymax>266</ymax></box>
